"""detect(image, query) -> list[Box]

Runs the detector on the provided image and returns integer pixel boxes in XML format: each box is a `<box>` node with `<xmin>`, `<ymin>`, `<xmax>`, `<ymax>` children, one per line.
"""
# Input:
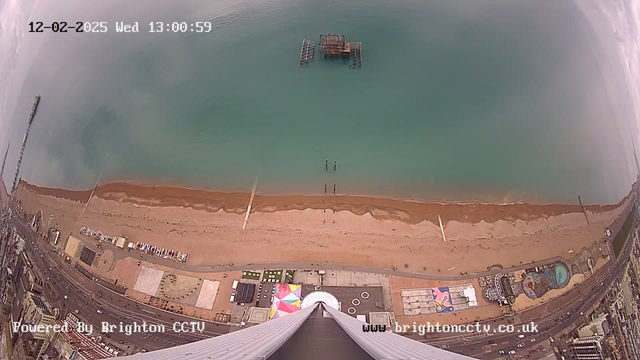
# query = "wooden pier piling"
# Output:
<box><xmin>326</xmin><ymin>159</ymin><xmax>328</xmax><ymax>171</ymax></box>
<box><xmin>300</xmin><ymin>39</ymin><xmax>315</xmax><ymax>64</ymax></box>
<box><xmin>348</xmin><ymin>42</ymin><xmax>362</xmax><ymax>69</ymax></box>
<box><xmin>333</xmin><ymin>184</ymin><xmax>336</xmax><ymax>194</ymax></box>
<box><xmin>334</xmin><ymin>160</ymin><xmax>336</xmax><ymax>171</ymax></box>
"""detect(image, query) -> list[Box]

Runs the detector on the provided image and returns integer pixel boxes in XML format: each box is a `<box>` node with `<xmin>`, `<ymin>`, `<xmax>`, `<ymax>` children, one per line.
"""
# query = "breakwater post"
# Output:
<box><xmin>578</xmin><ymin>195</ymin><xmax>592</xmax><ymax>232</ymax></box>
<box><xmin>82</xmin><ymin>174</ymin><xmax>102</xmax><ymax>217</ymax></box>
<box><xmin>438</xmin><ymin>214</ymin><xmax>447</xmax><ymax>242</ymax></box>
<box><xmin>12</xmin><ymin>95</ymin><xmax>40</xmax><ymax>193</ymax></box>
<box><xmin>243</xmin><ymin>177</ymin><xmax>259</xmax><ymax>230</ymax></box>
<box><xmin>333</xmin><ymin>184</ymin><xmax>336</xmax><ymax>194</ymax></box>
<box><xmin>325</xmin><ymin>184</ymin><xmax>327</xmax><ymax>194</ymax></box>
<box><xmin>326</xmin><ymin>160</ymin><xmax>328</xmax><ymax>171</ymax></box>
<box><xmin>334</xmin><ymin>160</ymin><xmax>336</xmax><ymax>171</ymax></box>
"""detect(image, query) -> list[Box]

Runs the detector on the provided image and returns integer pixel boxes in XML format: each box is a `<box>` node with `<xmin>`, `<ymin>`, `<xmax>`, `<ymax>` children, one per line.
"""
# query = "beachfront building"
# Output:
<box><xmin>461</xmin><ymin>285</ymin><xmax>478</xmax><ymax>307</ymax></box>
<box><xmin>19</xmin><ymin>291</ymin><xmax>56</xmax><ymax>358</ymax></box>
<box><xmin>578</xmin><ymin>313</ymin><xmax>609</xmax><ymax>338</ymax></box>
<box><xmin>483</xmin><ymin>273</ymin><xmax>518</xmax><ymax>306</ymax></box>
<box><xmin>49</xmin><ymin>319</ymin><xmax>115</xmax><ymax>359</ymax></box>
<box><xmin>401</xmin><ymin>284</ymin><xmax>478</xmax><ymax>315</ymax></box>
<box><xmin>571</xmin><ymin>336</ymin><xmax>605</xmax><ymax>360</ymax></box>
<box><xmin>119</xmin><ymin>301</ymin><xmax>474</xmax><ymax>359</ymax></box>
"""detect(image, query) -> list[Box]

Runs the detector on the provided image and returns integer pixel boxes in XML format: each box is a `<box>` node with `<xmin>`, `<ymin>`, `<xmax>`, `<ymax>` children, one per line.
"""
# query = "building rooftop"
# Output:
<box><xmin>247</xmin><ymin>307</ymin><xmax>271</xmax><ymax>324</ymax></box>
<box><xmin>28</xmin><ymin>292</ymin><xmax>52</xmax><ymax>316</ymax></box>
<box><xmin>61</xmin><ymin>326</ymin><xmax>114</xmax><ymax>359</ymax></box>
<box><xmin>268</xmin><ymin>306</ymin><xmax>373</xmax><ymax>360</ymax></box>
<box><xmin>255</xmin><ymin>283</ymin><xmax>275</xmax><ymax>308</ymax></box>
<box><xmin>301</xmin><ymin>285</ymin><xmax>384</xmax><ymax>320</ymax></box>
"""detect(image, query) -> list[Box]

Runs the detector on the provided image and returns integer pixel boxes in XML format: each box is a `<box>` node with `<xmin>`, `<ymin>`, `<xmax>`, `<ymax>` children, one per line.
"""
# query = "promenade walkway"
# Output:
<box><xmin>84</xmin><ymin>236</ymin><xmax>565</xmax><ymax>281</ymax></box>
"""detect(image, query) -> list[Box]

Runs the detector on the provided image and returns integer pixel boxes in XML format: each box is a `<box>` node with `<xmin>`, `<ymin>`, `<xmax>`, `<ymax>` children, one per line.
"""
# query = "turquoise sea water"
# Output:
<box><xmin>1</xmin><ymin>0</ymin><xmax>638</xmax><ymax>204</ymax></box>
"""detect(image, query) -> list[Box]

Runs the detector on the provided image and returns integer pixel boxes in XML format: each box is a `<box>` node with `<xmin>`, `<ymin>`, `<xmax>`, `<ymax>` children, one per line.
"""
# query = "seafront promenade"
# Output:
<box><xmin>4</xmin><ymin>185</ymin><xmax>637</xmax><ymax>358</ymax></box>
<box><xmin>11</xmin><ymin>179</ymin><xmax>632</xmax><ymax>279</ymax></box>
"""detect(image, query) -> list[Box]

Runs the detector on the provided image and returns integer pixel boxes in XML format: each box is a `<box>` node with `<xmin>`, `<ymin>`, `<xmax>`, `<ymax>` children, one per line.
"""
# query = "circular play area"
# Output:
<box><xmin>96</xmin><ymin>250</ymin><xmax>116</xmax><ymax>273</ymax></box>
<box><xmin>522</xmin><ymin>263</ymin><xmax>571</xmax><ymax>299</ymax></box>
<box><xmin>159</xmin><ymin>274</ymin><xmax>202</xmax><ymax>301</ymax></box>
<box><xmin>554</xmin><ymin>263</ymin><xmax>570</xmax><ymax>288</ymax></box>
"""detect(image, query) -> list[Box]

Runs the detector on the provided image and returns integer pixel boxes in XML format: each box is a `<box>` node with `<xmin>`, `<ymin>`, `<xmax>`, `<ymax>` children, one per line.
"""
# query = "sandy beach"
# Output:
<box><xmin>13</xmin><ymin>180</ymin><xmax>634</xmax><ymax>275</ymax></box>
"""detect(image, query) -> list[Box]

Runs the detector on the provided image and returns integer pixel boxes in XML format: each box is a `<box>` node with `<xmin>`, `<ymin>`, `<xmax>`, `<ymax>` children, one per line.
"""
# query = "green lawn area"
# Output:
<box><xmin>241</xmin><ymin>271</ymin><xmax>261</xmax><ymax>280</ymax></box>
<box><xmin>262</xmin><ymin>269</ymin><xmax>283</xmax><ymax>283</ymax></box>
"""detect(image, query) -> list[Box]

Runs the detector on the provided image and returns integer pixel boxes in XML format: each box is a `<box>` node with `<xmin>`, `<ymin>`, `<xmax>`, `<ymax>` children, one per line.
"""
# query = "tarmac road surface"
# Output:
<box><xmin>14</xmin><ymin>220</ymin><xmax>232</xmax><ymax>352</ymax></box>
<box><xmin>9</xmin><ymin>203</ymin><xmax>636</xmax><ymax>358</ymax></box>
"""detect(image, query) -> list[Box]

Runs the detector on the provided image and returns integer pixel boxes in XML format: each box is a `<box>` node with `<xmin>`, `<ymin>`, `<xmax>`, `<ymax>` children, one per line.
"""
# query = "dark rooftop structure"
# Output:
<box><xmin>236</xmin><ymin>282</ymin><xmax>256</xmax><ymax>304</ymax></box>
<box><xmin>255</xmin><ymin>283</ymin><xmax>275</xmax><ymax>308</ymax></box>
<box><xmin>79</xmin><ymin>247</ymin><xmax>96</xmax><ymax>266</ymax></box>
<box><xmin>29</xmin><ymin>293</ymin><xmax>52</xmax><ymax>316</ymax></box>
<box><xmin>74</xmin><ymin>263</ymin><xmax>93</xmax><ymax>279</ymax></box>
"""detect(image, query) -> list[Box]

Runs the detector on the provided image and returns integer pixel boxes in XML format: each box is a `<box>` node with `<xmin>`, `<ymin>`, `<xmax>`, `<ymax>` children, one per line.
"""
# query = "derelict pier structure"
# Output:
<box><xmin>319</xmin><ymin>34</ymin><xmax>362</xmax><ymax>69</ymax></box>
<box><xmin>299</xmin><ymin>39</ymin><xmax>315</xmax><ymax>64</ymax></box>
<box><xmin>299</xmin><ymin>34</ymin><xmax>362</xmax><ymax>69</ymax></box>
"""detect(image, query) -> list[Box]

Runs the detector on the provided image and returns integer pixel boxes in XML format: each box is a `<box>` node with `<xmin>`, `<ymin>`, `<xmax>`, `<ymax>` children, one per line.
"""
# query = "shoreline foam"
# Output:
<box><xmin>18</xmin><ymin>180</ymin><xmax>633</xmax><ymax>226</ymax></box>
<box><xmin>12</xmin><ymin>179</ymin><xmax>635</xmax><ymax>275</ymax></box>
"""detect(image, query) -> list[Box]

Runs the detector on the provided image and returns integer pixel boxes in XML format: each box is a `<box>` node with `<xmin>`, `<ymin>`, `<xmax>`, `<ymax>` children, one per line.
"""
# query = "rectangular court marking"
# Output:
<box><xmin>133</xmin><ymin>266</ymin><xmax>165</xmax><ymax>296</ymax></box>
<box><xmin>195</xmin><ymin>280</ymin><xmax>220</xmax><ymax>310</ymax></box>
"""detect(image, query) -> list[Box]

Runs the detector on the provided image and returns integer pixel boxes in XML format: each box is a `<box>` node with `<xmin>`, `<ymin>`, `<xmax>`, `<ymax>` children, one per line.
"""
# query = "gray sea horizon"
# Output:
<box><xmin>1</xmin><ymin>0</ymin><xmax>639</xmax><ymax>205</ymax></box>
